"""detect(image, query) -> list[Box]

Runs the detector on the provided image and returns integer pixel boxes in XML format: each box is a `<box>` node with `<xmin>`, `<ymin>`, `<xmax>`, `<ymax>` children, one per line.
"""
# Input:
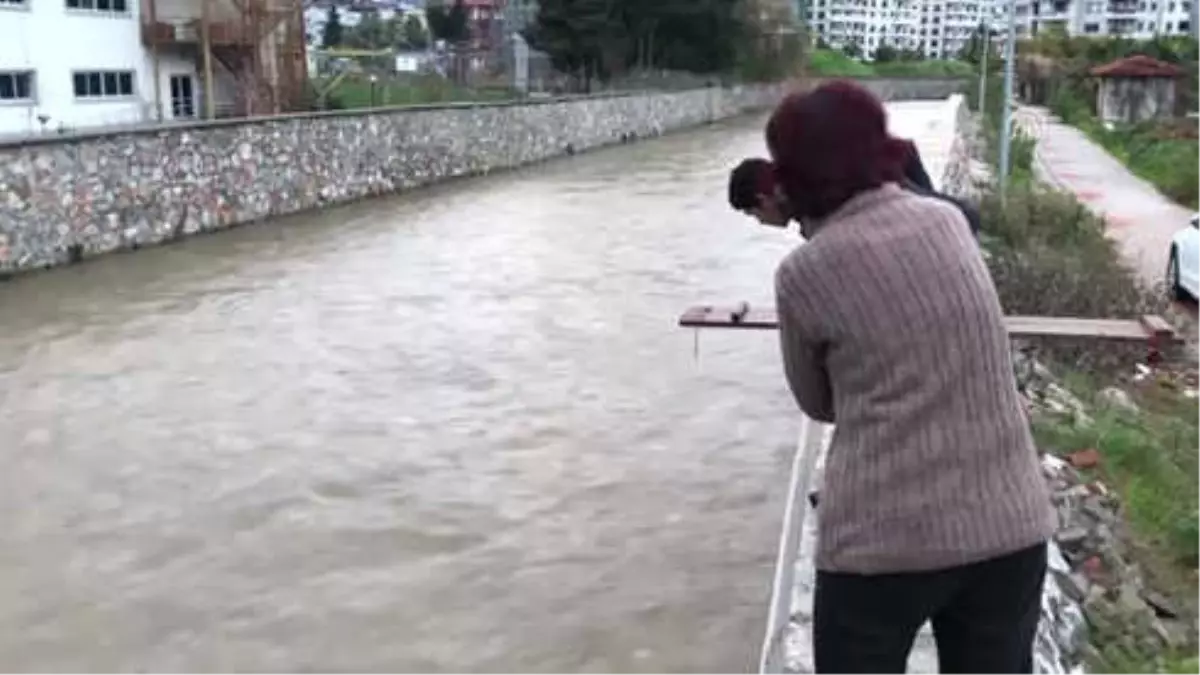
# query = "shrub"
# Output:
<box><xmin>979</xmin><ymin>183</ymin><xmax>1169</xmax><ymax>372</ymax></box>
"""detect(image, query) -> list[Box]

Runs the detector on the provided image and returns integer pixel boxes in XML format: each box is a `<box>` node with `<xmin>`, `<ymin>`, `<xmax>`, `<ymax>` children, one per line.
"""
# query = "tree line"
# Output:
<box><xmin>320</xmin><ymin>0</ymin><xmax>470</xmax><ymax>51</ymax></box>
<box><xmin>524</xmin><ymin>0</ymin><xmax>800</xmax><ymax>85</ymax></box>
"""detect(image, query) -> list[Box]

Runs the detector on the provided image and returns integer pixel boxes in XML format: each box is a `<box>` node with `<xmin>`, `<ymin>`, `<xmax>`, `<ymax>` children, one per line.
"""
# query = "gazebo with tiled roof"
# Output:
<box><xmin>1089</xmin><ymin>54</ymin><xmax>1184</xmax><ymax>126</ymax></box>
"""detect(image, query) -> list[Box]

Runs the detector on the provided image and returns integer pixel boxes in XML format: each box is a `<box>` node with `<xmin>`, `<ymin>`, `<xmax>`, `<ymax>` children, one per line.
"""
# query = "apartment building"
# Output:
<box><xmin>0</xmin><ymin>0</ymin><xmax>187</xmax><ymax>135</ymax></box>
<box><xmin>1012</xmin><ymin>0</ymin><xmax>1193</xmax><ymax>37</ymax></box>
<box><xmin>0</xmin><ymin>0</ymin><xmax>304</xmax><ymax>138</ymax></box>
<box><xmin>808</xmin><ymin>0</ymin><xmax>997</xmax><ymax>59</ymax></box>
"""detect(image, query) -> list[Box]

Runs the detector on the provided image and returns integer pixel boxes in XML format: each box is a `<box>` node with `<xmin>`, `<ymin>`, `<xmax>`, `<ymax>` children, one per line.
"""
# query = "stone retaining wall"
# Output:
<box><xmin>0</xmin><ymin>77</ymin><xmax>967</xmax><ymax>277</ymax></box>
<box><xmin>939</xmin><ymin>94</ymin><xmax>975</xmax><ymax>197</ymax></box>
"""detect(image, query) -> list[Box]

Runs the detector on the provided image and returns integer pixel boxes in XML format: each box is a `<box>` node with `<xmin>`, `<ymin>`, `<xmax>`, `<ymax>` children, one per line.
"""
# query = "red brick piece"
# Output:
<box><xmin>1067</xmin><ymin>448</ymin><xmax>1101</xmax><ymax>469</ymax></box>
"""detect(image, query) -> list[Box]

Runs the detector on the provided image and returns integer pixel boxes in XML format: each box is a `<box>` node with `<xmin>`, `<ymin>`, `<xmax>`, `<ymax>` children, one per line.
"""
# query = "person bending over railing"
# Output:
<box><xmin>765</xmin><ymin>80</ymin><xmax>1053</xmax><ymax>675</ymax></box>
<box><xmin>727</xmin><ymin>145</ymin><xmax>980</xmax><ymax>237</ymax></box>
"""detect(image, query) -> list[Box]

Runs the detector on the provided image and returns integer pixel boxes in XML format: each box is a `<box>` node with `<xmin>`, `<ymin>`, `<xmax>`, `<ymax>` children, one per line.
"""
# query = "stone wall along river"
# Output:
<box><xmin>0</xmin><ymin>78</ymin><xmax>967</xmax><ymax>277</ymax></box>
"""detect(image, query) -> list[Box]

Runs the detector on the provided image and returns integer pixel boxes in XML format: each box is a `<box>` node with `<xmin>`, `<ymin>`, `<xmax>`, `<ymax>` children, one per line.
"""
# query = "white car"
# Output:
<box><xmin>1167</xmin><ymin>214</ymin><xmax>1199</xmax><ymax>301</ymax></box>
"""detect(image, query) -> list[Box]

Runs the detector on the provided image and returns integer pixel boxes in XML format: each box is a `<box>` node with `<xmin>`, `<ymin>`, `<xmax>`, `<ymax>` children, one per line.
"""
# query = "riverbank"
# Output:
<box><xmin>970</xmin><ymin>74</ymin><xmax>1199</xmax><ymax>674</ymax></box>
<box><xmin>0</xmin><ymin>77</ymin><xmax>966</xmax><ymax>279</ymax></box>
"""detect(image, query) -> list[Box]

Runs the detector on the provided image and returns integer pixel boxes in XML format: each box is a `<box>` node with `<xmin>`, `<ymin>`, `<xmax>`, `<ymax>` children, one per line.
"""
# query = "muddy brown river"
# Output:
<box><xmin>0</xmin><ymin>115</ymin><xmax>803</xmax><ymax>672</ymax></box>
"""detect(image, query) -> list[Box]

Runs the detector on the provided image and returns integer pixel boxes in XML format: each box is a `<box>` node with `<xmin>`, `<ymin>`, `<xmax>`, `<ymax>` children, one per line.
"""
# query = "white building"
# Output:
<box><xmin>809</xmin><ymin>0</ymin><xmax>998</xmax><ymax>60</ymax></box>
<box><xmin>0</xmin><ymin>0</ymin><xmax>201</xmax><ymax>136</ymax></box>
<box><xmin>0</xmin><ymin>0</ymin><xmax>305</xmax><ymax>138</ymax></box>
<box><xmin>1012</xmin><ymin>0</ymin><xmax>1194</xmax><ymax>37</ymax></box>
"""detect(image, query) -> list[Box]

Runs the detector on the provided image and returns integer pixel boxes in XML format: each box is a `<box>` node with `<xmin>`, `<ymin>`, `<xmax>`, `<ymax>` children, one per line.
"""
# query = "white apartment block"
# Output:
<box><xmin>0</xmin><ymin>0</ymin><xmax>204</xmax><ymax>137</ymax></box>
<box><xmin>809</xmin><ymin>0</ymin><xmax>997</xmax><ymax>60</ymax></box>
<box><xmin>1012</xmin><ymin>0</ymin><xmax>1194</xmax><ymax>37</ymax></box>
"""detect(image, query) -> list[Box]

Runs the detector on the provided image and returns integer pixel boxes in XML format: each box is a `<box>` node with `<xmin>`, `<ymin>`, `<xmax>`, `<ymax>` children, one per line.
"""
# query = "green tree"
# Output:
<box><xmin>525</xmin><ymin>0</ymin><xmax>625</xmax><ymax>88</ymax></box>
<box><xmin>427</xmin><ymin>0</ymin><xmax>471</xmax><ymax>44</ymax></box>
<box><xmin>345</xmin><ymin>11</ymin><xmax>397</xmax><ymax>49</ymax></box>
<box><xmin>873</xmin><ymin>43</ymin><xmax>898</xmax><ymax>62</ymax></box>
<box><xmin>526</xmin><ymin>0</ymin><xmax>748</xmax><ymax>85</ymax></box>
<box><xmin>841</xmin><ymin>39</ymin><xmax>863</xmax><ymax>59</ymax></box>
<box><xmin>646</xmin><ymin>0</ymin><xmax>745</xmax><ymax>74</ymax></box>
<box><xmin>402</xmin><ymin>14</ymin><xmax>430</xmax><ymax>50</ymax></box>
<box><xmin>322</xmin><ymin>6</ymin><xmax>344</xmax><ymax>48</ymax></box>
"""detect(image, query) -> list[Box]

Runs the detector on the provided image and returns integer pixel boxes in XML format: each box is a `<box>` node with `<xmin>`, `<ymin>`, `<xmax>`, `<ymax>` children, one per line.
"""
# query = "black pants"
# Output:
<box><xmin>813</xmin><ymin>543</ymin><xmax>1047</xmax><ymax>674</ymax></box>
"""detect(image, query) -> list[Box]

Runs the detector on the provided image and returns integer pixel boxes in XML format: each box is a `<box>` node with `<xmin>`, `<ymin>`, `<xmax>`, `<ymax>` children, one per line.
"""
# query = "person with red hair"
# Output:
<box><xmin>768</xmin><ymin>80</ymin><xmax>1053</xmax><ymax>674</ymax></box>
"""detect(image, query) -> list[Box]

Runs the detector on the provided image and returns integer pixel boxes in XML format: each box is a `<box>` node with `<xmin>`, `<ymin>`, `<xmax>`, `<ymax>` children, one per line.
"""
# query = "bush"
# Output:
<box><xmin>979</xmin><ymin>184</ymin><xmax>1169</xmax><ymax>372</ymax></box>
<box><xmin>1091</xmin><ymin>123</ymin><xmax>1200</xmax><ymax>209</ymax></box>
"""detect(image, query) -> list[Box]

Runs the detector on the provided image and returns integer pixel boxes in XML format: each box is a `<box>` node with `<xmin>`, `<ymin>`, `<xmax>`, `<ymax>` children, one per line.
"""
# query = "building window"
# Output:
<box><xmin>73</xmin><ymin>70</ymin><xmax>135</xmax><ymax>98</ymax></box>
<box><xmin>1084</xmin><ymin>21</ymin><xmax>1101</xmax><ymax>32</ymax></box>
<box><xmin>0</xmin><ymin>71</ymin><xmax>34</xmax><ymax>102</ymax></box>
<box><xmin>65</xmin><ymin>0</ymin><xmax>128</xmax><ymax>12</ymax></box>
<box><xmin>0</xmin><ymin>0</ymin><xmax>30</xmax><ymax>7</ymax></box>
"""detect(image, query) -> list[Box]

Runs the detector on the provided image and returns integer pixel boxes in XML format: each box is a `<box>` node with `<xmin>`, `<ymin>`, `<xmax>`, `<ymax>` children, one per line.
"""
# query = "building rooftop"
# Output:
<box><xmin>1090</xmin><ymin>54</ymin><xmax>1185</xmax><ymax>78</ymax></box>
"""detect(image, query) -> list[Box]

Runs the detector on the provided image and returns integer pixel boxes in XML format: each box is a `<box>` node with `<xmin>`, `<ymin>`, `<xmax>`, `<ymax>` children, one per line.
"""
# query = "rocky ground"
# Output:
<box><xmin>1017</xmin><ymin>347</ymin><xmax>1199</xmax><ymax>674</ymax></box>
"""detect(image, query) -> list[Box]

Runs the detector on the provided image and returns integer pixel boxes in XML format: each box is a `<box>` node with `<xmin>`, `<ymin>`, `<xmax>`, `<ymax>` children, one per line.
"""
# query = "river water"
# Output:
<box><xmin>0</xmin><ymin>114</ymin><xmax>810</xmax><ymax>672</ymax></box>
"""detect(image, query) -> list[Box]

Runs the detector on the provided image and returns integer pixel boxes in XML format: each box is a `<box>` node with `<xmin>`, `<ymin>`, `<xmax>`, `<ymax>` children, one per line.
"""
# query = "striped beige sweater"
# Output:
<box><xmin>774</xmin><ymin>184</ymin><xmax>1055</xmax><ymax>575</ymax></box>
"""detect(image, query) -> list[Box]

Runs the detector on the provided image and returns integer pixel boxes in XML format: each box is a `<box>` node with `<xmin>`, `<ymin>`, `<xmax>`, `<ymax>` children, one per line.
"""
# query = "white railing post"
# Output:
<box><xmin>759</xmin><ymin>414</ymin><xmax>829</xmax><ymax>674</ymax></box>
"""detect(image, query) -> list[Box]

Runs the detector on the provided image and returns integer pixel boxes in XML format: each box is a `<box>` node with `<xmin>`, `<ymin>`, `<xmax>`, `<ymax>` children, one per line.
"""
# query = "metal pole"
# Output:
<box><xmin>998</xmin><ymin>0</ymin><xmax>1017</xmax><ymax>198</ymax></box>
<box><xmin>201</xmin><ymin>0</ymin><xmax>216</xmax><ymax>120</ymax></box>
<box><xmin>977</xmin><ymin>23</ymin><xmax>988</xmax><ymax>115</ymax></box>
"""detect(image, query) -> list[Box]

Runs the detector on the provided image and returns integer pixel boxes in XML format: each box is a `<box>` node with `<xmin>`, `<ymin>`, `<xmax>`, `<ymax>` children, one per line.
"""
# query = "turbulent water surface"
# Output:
<box><xmin>0</xmin><ymin>114</ymin><xmax>814</xmax><ymax>672</ymax></box>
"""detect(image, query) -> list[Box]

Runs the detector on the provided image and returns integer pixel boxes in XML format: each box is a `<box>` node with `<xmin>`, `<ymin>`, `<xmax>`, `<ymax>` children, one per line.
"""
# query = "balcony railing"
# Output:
<box><xmin>142</xmin><ymin>18</ymin><xmax>254</xmax><ymax>47</ymax></box>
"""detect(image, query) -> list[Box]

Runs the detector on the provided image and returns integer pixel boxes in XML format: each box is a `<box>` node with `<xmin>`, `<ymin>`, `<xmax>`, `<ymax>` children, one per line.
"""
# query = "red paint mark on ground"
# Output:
<box><xmin>1076</xmin><ymin>189</ymin><xmax>1104</xmax><ymax>202</ymax></box>
<box><xmin>1106</xmin><ymin>215</ymin><xmax>1135</xmax><ymax>229</ymax></box>
<box><xmin>1057</xmin><ymin>171</ymin><xmax>1080</xmax><ymax>180</ymax></box>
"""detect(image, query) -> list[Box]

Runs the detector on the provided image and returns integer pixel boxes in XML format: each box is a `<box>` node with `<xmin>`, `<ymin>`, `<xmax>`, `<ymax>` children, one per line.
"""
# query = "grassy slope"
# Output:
<box><xmin>807</xmin><ymin>49</ymin><xmax>974</xmax><ymax>78</ymax></box>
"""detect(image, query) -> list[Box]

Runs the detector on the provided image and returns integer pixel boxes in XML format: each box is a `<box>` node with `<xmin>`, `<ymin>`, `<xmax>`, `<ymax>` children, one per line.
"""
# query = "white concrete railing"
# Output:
<box><xmin>759</xmin><ymin>415</ymin><xmax>830</xmax><ymax>674</ymax></box>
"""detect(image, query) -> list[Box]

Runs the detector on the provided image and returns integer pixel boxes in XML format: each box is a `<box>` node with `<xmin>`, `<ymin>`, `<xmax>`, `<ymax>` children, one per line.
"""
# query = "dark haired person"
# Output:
<box><xmin>896</xmin><ymin>139</ymin><xmax>983</xmax><ymax>236</ymax></box>
<box><xmin>728</xmin><ymin>146</ymin><xmax>980</xmax><ymax>236</ymax></box>
<box><xmin>767</xmin><ymin>80</ymin><xmax>1053</xmax><ymax>674</ymax></box>
<box><xmin>728</xmin><ymin>158</ymin><xmax>790</xmax><ymax>227</ymax></box>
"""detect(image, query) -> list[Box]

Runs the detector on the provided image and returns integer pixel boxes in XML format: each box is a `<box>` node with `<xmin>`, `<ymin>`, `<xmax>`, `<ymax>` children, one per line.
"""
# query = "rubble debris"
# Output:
<box><xmin>1017</xmin><ymin>346</ymin><xmax>1195</xmax><ymax>673</ymax></box>
<box><xmin>1040</xmin><ymin>443</ymin><xmax>1195</xmax><ymax>674</ymax></box>
<box><xmin>1098</xmin><ymin>386</ymin><xmax>1138</xmax><ymax>412</ymax></box>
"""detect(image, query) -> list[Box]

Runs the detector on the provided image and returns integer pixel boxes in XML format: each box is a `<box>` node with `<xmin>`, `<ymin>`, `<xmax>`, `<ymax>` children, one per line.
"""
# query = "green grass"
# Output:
<box><xmin>1033</xmin><ymin>380</ymin><xmax>1199</xmax><ymax>674</ymax></box>
<box><xmin>808</xmin><ymin>49</ymin><xmax>876</xmax><ymax>77</ymax></box>
<box><xmin>1091</xmin><ymin>126</ymin><xmax>1199</xmax><ymax>210</ymax></box>
<box><xmin>1032</xmin><ymin>384</ymin><xmax>1199</xmax><ymax>570</ymax></box>
<box><xmin>313</xmin><ymin>76</ymin><xmax>519</xmax><ymax>110</ymax></box>
<box><xmin>807</xmin><ymin>49</ymin><xmax>973</xmax><ymax>78</ymax></box>
<box><xmin>1095</xmin><ymin>646</ymin><xmax>1199</xmax><ymax>675</ymax></box>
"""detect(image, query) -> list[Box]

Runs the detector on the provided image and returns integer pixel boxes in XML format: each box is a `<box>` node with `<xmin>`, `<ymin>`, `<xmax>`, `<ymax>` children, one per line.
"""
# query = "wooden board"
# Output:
<box><xmin>679</xmin><ymin>305</ymin><xmax>1182</xmax><ymax>344</ymax></box>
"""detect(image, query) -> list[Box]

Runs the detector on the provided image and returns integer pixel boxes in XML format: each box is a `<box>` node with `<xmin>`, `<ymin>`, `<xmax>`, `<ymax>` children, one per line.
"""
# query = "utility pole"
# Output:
<box><xmin>998</xmin><ymin>0</ymin><xmax>1017</xmax><ymax>199</ymax></box>
<box><xmin>977</xmin><ymin>23</ymin><xmax>989</xmax><ymax>116</ymax></box>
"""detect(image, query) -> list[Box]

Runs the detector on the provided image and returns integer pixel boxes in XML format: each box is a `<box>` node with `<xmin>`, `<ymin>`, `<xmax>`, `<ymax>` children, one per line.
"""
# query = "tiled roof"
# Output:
<box><xmin>1090</xmin><ymin>54</ymin><xmax>1185</xmax><ymax>78</ymax></box>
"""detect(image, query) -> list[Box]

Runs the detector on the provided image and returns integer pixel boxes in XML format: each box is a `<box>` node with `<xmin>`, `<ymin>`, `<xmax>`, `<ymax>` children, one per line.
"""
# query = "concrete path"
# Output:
<box><xmin>1015</xmin><ymin>106</ymin><xmax>1196</xmax><ymax>291</ymax></box>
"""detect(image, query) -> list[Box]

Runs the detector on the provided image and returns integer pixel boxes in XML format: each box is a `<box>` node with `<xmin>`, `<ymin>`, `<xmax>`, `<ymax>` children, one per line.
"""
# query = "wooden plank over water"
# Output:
<box><xmin>679</xmin><ymin>305</ymin><xmax>1182</xmax><ymax>345</ymax></box>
